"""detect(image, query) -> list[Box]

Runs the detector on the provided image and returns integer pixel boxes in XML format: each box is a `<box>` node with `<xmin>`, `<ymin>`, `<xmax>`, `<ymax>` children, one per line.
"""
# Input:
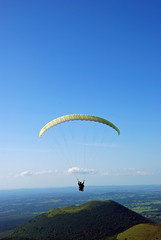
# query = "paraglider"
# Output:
<box><xmin>78</xmin><ymin>180</ymin><xmax>85</xmax><ymax>191</ymax></box>
<box><xmin>39</xmin><ymin>114</ymin><xmax>120</xmax><ymax>137</ymax></box>
<box><xmin>39</xmin><ymin>114</ymin><xmax>120</xmax><ymax>191</ymax></box>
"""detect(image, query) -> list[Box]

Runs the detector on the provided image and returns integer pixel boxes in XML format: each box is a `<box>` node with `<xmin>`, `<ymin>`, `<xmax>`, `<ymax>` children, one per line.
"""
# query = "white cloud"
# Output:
<box><xmin>102</xmin><ymin>168</ymin><xmax>156</xmax><ymax>177</ymax></box>
<box><xmin>18</xmin><ymin>171</ymin><xmax>33</xmax><ymax>177</ymax></box>
<box><xmin>102</xmin><ymin>171</ymin><xmax>110</xmax><ymax>176</ymax></box>
<box><xmin>135</xmin><ymin>170</ymin><xmax>154</xmax><ymax>176</ymax></box>
<box><xmin>34</xmin><ymin>170</ymin><xmax>58</xmax><ymax>175</ymax></box>
<box><xmin>67</xmin><ymin>167</ymin><xmax>96</xmax><ymax>175</ymax></box>
<box><xmin>16</xmin><ymin>170</ymin><xmax>58</xmax><ymax>177</ymax></box>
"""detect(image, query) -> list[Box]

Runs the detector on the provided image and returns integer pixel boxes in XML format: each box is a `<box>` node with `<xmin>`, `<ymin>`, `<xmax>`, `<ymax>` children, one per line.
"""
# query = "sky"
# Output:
<box><xmin>0</xmin><ymin>0</ymin><xmax>160</xmax><ymax>189</ymax></box>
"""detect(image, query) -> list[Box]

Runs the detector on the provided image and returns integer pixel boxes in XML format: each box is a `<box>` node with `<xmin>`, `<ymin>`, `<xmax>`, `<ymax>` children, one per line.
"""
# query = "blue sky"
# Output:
<box><xmin>0</xmin><ymin>0</ymin><xmax>160</xmax><ymax>189</ymax></box>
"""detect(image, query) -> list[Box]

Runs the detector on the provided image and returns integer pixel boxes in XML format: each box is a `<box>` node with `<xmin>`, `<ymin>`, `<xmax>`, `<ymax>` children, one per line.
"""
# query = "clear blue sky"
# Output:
<box><xmin>0</xmin><ymin>0</ymin><xmax>160</xmax><ymax>189</ymax></box>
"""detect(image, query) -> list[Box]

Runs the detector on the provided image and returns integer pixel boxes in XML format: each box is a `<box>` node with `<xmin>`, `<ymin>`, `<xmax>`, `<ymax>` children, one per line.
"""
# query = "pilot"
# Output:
<box><xmin>78</xmin><ymin>180</ymin><xmax>85</xmax><ymax>191</ymax></box>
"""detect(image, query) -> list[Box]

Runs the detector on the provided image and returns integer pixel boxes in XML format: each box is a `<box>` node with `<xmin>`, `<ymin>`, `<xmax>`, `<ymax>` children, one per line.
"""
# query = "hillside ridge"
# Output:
<box><xmin>117</xmin><ymin>223</ymin><xmax>161</xmax><ymax>240</ymax></box>
<box><xmin>5</xmin><ymin>200</ymin><xmax>152</xmax><ymax>240</ymax></box>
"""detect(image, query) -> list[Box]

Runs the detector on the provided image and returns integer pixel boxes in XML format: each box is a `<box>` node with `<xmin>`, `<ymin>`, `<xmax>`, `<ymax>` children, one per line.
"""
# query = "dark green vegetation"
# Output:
<box><xmin>117</xmin><ymin>223</ymin><xmax>161</xmax><ymax>240</ymax></box>
<box><xmin>0</xmin><ymin>185</ymin><xmax>160</xmax><ymax>238</ymax></box>
<box><xmin>4</xmin><ymin>200</ymin><xmax>152</xmax><ymax>240</ymax></box>
<box><xmin>0</xmin><ymin>185</ymin><xmax>160</xmax><ymax>233</ymax></box>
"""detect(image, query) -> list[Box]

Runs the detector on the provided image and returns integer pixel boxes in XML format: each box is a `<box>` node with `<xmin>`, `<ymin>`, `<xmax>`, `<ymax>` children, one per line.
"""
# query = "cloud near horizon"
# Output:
<box><xmin>102</xmin><ymin>168</ymin><xmax>157</xmax><ymax>176</ymax></box>
<box><xmin>67</xmin><ymin>167</ymin><xmax>96</xmax><ymax>175</ymax></box>
<box><xmin>16</xmin><ymin>170</ymin><xmax>58</xmax><ymax>177</ymax></box>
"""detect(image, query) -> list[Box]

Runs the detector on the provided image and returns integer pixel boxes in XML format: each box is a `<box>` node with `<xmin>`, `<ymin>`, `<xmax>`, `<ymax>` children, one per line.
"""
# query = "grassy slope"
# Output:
<box><xmin>117</xmin><ymin>223</ymin><xmax>161</xmax><ymax>240</ymax></box>
<box><xmin>8</xmin><ymin>200</ymin><xmax>151</xmax><ymax>240</ymax></box>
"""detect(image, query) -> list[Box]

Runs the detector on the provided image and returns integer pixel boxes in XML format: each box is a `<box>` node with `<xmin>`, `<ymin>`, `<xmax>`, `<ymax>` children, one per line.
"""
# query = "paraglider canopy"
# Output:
<box><xmin>39</xmin><ymin>114</ymin><xmax>120</xmax><ymax>137</ymax></box>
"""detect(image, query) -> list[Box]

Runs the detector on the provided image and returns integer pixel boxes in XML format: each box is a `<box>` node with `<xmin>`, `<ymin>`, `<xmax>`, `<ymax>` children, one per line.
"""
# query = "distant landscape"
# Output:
<box><xmin>0</xmin><ymin>185</ymin><xmax>160</xmax><ymax>237</ymax></box>
<box><xmin>3</xmin><ymin>200</ymin><xmax>153</xmax><ymax>240</ymax></box>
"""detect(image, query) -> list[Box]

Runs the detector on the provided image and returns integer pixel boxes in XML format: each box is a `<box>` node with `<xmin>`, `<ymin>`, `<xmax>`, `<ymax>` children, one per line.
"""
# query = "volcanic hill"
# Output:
<box><xmin>5</xmin><ymin>200</ymin><xmax>152</xmax><ymax>240</ymax></box>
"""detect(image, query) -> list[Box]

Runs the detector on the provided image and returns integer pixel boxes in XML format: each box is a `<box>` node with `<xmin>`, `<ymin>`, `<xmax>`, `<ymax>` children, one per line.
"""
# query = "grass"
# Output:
<box><xmin>117</xmin><ymin>223</ymin><xmax>161</xmax><ymax>240</ymax></box>
<box><xmin>46</xmin><ymin>200</ymin><xmax>108</xmax><ymax>216</ymax></box>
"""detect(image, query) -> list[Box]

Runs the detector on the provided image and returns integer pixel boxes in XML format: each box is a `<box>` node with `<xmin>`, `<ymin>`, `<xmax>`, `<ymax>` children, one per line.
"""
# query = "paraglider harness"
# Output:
<box><xmin>77</xmin><ymin>179</ymin><xmax>85</xmax><ymax>191</ymax></box>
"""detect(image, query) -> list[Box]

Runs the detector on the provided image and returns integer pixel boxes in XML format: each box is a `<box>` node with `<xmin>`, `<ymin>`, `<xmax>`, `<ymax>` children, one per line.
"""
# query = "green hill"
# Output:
<box><xmin>117</xmin><ymin>223</ymin><xmax>161</xmax><ymax>240</ymax></box>
<box><xmin>5</xmin><ymin>200</ymin><xmax>151</xmax><ymax>240</ymax></box>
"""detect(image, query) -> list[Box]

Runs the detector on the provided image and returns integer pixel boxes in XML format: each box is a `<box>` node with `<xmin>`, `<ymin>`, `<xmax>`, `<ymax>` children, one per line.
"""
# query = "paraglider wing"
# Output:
<box><xmin>39</xmin><ymin>114</ymin><xmax>120</xmax><ymax>137</ymax></box>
